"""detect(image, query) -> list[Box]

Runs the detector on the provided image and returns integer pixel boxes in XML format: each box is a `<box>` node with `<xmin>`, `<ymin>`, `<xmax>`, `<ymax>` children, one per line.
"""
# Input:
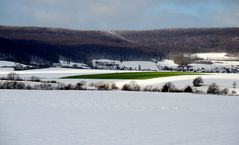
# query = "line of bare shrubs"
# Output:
<box><xmin>94</xmin><ymin>82</ymin><xmax>119</xmax><ymax>90</ymax></box>
<box><xmin>0</xmin><ymin>81</ymin><xmax>29</xmax><ymax>90</ymax></box>
<box><xmin>206</xmin><ymin>83</ymin><xmax>235</xmax><ymax>95</ymax></box>
<box><xmin>0</xmin><ymin>73</ymin><xmax>237</xmax><ymax>96</ymax></box>
<box><xmin>0</xmin><ymin>72</ymin><xmax>23</xmax><ymax>81</ymax></box>
<box><xmin>141</xmin><ymin>82</ymin><xmax>193</xmax><ymax>93</ymax></box>
<box><xmin>0</xmin><ymin>73</ymin><xmax>58</xmax><ymax>84</ymax></box>
<box><xmin>132</xmin><ymin>77</ymin><xmax>236</xmax><ymax>95</ymax></box>
<box><xmin>121</xmin><ymin>81</ymin><xmax>193</xmax><ymax>93</ymax></box>
<box><xmin>0</xmin><ymin>80</ymin><xmax>237</xmax><ymax>95</ymax></box>
<box><xmin>122</xmin><ymin>81</ymin><xmax>141</xmax><ymax>91</ymax></box>
<box><xmin>0</xmin><ymin>80</ymin><xmax>120</xmax><ymax>91</ymax></box>
<box><xmin>193</xmin><ymin>77</ymin><xmax>237</xmax><ymax>95</ymax></box>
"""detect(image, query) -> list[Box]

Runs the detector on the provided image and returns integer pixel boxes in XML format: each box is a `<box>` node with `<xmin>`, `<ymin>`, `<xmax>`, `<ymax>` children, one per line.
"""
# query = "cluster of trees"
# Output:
<box><xmin>116</xmin><ymin>28</ymin><xmax>239</xmax><ymax>61</ymax></box>
<box><xmin>120</xmin><ymin>77</ymin><xmax>237</xmax><ymax>96</ymax></box>
<box><xmin>0</xmin><ymin>73</ymin><xmax>57</xmax><ymax>84</ymax></box>
<box><xmin>206</xmin><ymin>83</ymin><xmax>237</xmax><ymax>95</ymax></box>
<box><xmin>0</xmin><ymin>81</ymin><xmax>29</xmax><ymax>90</ymax></box>
<box><xmin>192</xmin><ymin>77</ymin><xmax>237</xmax><ymax>95</ymax></box>
<box><xmin>0</xmin><ymin>80</ymin><xmax>119</xmax><ymax>91</ymax></box>
<box><xmin>121</xmin><ymin>81</ymin><xmax>188</xmax><ymax>93</ymax></box>
<box><xmin>0</xmin><ymin>36</ymin><xmax>150</xmax><ymax>66</ymax></box>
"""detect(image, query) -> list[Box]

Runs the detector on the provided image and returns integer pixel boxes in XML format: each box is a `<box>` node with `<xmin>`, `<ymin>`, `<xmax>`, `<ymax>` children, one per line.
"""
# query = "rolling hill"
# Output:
<box><xmin>0</xmin><ymin>25</ymin><xmax>238</xmax><ymax>65</ymax></box>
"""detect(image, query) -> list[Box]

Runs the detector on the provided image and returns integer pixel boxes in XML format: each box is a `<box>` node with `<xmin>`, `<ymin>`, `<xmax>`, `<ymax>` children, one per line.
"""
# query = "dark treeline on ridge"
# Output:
<box><xmin>0</xmin><ymin>25</ymin><xmax>239</xmax><ymax>65</ymax></box>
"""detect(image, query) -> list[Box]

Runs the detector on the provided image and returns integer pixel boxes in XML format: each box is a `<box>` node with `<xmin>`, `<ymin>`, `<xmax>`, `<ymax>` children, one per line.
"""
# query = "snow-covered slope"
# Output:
<box><xmin>0</xmin><ymin>60</ymin><xmax>16</xmax><ymax>67</ymax></box>
<box><xmin>0</xmin><ymin>60</ymin><xmax>28</xmax><ymax>68</ymax></box>
<box><xmin>0</xmin><ymin>90</ymin><xmax>239</xmax><ymax>145</ymax></box>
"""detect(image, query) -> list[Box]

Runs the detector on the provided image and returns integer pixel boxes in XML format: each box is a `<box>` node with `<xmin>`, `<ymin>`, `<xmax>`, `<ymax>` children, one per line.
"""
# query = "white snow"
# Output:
<box><xmin>122</xmin><ymin>61</ymin><xmax>158</xmax><ymax>70</ymax></box>
<box><xmin>0</xmin><ymin>60</ymin><xmax>16</xmax><ymax>67</ymax></box>
<box><xmin>157</xmin><ymin>59</ymin><xmax>178</xmax><ymax>69</ymax></box>
<box><xmin>0</xmin><ymin>90</ymin><xmax>239</xmax><ymax>145</ymax></box>
<box><xmin>192</xmin><ymin>52</ymin><xmax>238</xmax><ymax>60</ymax></box>
<box><xmin>0</xmin><ymin>67</ymin><xmax>131</xmax><ymax>79</ymax></box>
<box><xmin>0</xmin><ymin>60</ymin><xmax>28</xmax><ymax>68</ymax></box>
<box><xmin>212</xmin><ymin>60</ymin><xmax>239</xmax><ymax>66</ymax></box>
<box><xmin>189</xmin><ymin>61</ymin><xmax>239</xmax><ymax>70</ymax></box>
<box><xmin>59</xmin><ymin>60</ymin><xmax>89</xmax><ymax>68</ymax></box>
<box><xmin>114</xmin><ymin>73</ymin><xmax>239</xmax><ymax>94</ymax></box>
<box><xmin>189</xmin><ymin>63</ymin><xmax>225</xmax><ymax>70</ymax></box>
<box><xmin>0</xmin><ymin>67</ymin><xmax>238</xmax><ymax>94</ymax></box>
<box><xmin>92</xmin><ymin>59</ymin><xmax>159</xmax><ymax>70</ymax></box>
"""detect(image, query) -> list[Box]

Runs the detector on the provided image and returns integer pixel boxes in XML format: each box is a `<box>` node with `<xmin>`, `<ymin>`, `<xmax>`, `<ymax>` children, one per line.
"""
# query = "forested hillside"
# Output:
<box><xmin>0</xmin><ymin>26</ymin><xmax>238</xmax><ymax>65</ymax></box>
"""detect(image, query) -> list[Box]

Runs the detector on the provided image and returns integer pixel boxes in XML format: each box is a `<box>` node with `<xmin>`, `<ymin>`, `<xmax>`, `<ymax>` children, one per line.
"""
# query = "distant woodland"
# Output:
<box><xmin>0</xmin><ymin>26</ymin><xmax>238</xmax><ymax>65</ymax></box>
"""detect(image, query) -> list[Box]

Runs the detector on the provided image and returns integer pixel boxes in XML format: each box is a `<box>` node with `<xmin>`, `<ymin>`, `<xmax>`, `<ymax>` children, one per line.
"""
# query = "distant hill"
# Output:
<box><xmin>0</xmin><ymin>25</ymin><xmax>238</xmax><ymax>65</ymax></box>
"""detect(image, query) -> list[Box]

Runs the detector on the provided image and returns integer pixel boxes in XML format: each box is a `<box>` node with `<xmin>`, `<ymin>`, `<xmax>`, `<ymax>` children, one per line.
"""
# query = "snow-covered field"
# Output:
<box><xmin>93</xmin><ymin>59</ymin><xmax>159</xmax><ymax>70</ymax></box>
<box><xmin>191</xmin><ymin>52</ymin><xmax>238</xmax><ymax>60</ymax></box>
<box><xmin>0</xmin><ymin>67</ymin><xmax>239</xmax><ymax>94</ymax></box>
<box><xmin>115</xmin><ymin>73</ymin><xmax>239</xmax><ymax>93</ymax></box>
<box><xmin>122</xmin><ymin>61</ymin><xmax>158</xmax><ymax>70</ymax></box>
<box><xmin>190</xmin><ymin>61</ymin><xmax>239</xmax><ymax>70</ymax></box>
<box><xmin>0</xmin><ymin>67</ymin><xmax>132</xmax><ymax>79</ymax></box>
<box><xmin>0</xmin><ymin>90</ymin><xmax>239</xmax><ymax>145</ymax></box>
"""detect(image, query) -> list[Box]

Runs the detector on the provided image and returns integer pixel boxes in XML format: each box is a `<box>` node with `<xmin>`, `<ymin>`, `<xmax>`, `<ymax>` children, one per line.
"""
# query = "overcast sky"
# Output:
<box><xmin>0</xmin><ymin>0</ymin><xmax>239</xmax><ymax>30</ymax></box>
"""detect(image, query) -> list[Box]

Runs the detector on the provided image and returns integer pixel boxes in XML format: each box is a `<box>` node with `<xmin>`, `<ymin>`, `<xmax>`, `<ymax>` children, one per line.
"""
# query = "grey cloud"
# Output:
<box><xmin>0</xmin><ymin>0</ymin><xmax>238</xmax><ymax>29</ymax></box>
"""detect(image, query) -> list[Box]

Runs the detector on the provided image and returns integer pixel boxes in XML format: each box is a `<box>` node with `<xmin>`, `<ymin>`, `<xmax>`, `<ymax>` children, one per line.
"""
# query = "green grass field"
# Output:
<box><xmin>62</xmin><ymin>71</ymin><xmax>203</xmax><ymax>80</ymax></box>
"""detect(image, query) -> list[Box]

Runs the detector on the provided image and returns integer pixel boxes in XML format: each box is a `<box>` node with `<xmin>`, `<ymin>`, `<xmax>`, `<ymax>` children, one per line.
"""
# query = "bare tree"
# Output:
<box><xmin>207</xmin><ymin>83</ymin><xmax>220</xmax><ymax>95</ymax></box>
<box><xmin>95</xmin><ymin>82</ymin><xmax>111</xmax><ymax>90</ymax></box>
<box><xmin>7</xmin><ymin>72</ymin><xmax>20</xmax><ymax>81</ymax></box>
<box><xmin>30</xmin><ymin>76</ymin><xmax>41</xmax><ymax>82</ymax></box>
<box><xmin>161</xmin><ymin>82</ymin><xmax>176</xmax><ymax>92</ymax></box>
<box><xmin>111</xmin><ymin>83</ymin><xmax>118</xmax><ymax>90</ymax></box>
<box><xmin>231</xmin><ymin>90</ymin><xmax>237</xmax><ymax>95</ymax></box>
<box><xmin>122</xmin><ymin>81</ymin><xmax>140</xmax><ymax>91</ymax></box>
<box><xmin>221</xmin><ymin>88</ymin><xmax>229</xmax><ymax>95</ymax></box>
<box><xmin>75</xmin><ymin>81</ymin><xmax>87</xmax><ymax>90</ymax></box>
<box><xmin>184</xmin><ymin>85</ymin><xmax>193</xmax><ymax>93</ymax></box>
<box><xmin>193</xmin><ymin>77</ymin><xmax>204</xmax><ymax>87</ymax></box>
<box><xmin>232</xmin><ymin>81</ymin><xmax>237</xmax><ymax>88</ymax></box>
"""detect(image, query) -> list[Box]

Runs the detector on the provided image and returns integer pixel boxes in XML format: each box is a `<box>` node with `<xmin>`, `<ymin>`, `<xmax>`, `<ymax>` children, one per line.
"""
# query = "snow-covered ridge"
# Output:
<box><xmin>104</xmin><ymin>30</ymin><xmax>134</xmax><ymax>43</ymax></box>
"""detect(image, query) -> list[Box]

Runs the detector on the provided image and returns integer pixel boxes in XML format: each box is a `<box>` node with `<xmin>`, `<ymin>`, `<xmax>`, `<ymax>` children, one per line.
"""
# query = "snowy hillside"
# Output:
<box><xmin>0</xmin><ymin>60</ymin><xmax>30</xmax><ymax>71</ymax></box>
<box><xmin>0</xmin><ymin>90</ymin><xmax>239</xmax><ymax>145</ymax></box>
<box><xmin>0</xmin><ymin>60</ymin><xmax>28</xmax><ymax>68</ymax></box>
<box><xmin>0</xmin><ymin>60</ymin><xmax>16</xmax><ymax>67</ymax></box>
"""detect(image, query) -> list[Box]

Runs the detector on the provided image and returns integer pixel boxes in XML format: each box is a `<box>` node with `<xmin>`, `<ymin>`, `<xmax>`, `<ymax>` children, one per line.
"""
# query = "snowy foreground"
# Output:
<box><xmin>1</xmin><ymin>90</ymin><xmax>239</xmax><ymax>145</ymax></box>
